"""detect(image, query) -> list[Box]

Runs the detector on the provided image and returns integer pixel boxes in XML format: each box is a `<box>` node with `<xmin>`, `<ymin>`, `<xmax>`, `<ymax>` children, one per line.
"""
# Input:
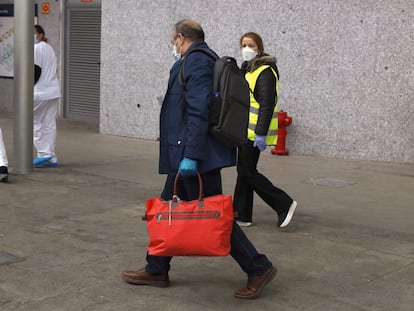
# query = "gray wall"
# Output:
<box><xmin>1</xmin><ymin>1</ymin><xmax>413</xmax><ymax>163</ymax></box>
<box><xmin>100</xmin><ymin>0</ymin><xmax>414</xmax><ymax>163</ymax></box>
<box><xmin>0</xmin><ymin>0</ymin><xmax>61</xmax><ymax>112</ymax></box>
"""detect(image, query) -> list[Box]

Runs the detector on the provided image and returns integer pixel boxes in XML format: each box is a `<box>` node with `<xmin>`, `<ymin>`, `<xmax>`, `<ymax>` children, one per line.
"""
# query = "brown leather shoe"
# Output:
<box><xmin>234</xmin><ymin>266</ymin><xmax>277</xmax><ymax>299</ymax></box>
<box><xmin>121</xmin><ymin>268</ymin><xmax>169</xmax><ymax>287</ymax></box>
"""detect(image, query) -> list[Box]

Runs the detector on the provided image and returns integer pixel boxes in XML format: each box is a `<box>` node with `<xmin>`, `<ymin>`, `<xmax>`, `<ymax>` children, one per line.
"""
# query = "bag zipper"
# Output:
<box><xmin>156</xmin><ymin>210</ymin><xmax>221</xmax><ymax>225</ymax></box>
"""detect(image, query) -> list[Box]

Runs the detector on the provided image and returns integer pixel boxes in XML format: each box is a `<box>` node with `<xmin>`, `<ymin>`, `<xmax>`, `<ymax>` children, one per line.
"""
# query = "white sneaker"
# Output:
<box><xmin>279</xmin><ymin>200</ymin><xmax>297</xmax><ymax>228</ymax></box>
<box><xmin>237</xmin><ymin>221</ymin><xmax>253</xmax><ymax>227</ymax></box>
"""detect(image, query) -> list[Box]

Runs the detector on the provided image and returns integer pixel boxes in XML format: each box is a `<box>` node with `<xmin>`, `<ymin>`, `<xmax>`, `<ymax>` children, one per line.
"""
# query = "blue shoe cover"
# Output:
<box><xmin>33</xmin><ymin>157</ymin><xmax>52</xmax><ymax>166</ymax></box>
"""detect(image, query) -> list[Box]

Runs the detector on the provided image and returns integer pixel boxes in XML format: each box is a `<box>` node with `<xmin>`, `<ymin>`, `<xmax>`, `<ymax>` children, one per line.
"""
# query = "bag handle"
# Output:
<box><xmin>173</xmin><ymin>172</ymin><xmax>204</xmax><ymax>203</ymax></box>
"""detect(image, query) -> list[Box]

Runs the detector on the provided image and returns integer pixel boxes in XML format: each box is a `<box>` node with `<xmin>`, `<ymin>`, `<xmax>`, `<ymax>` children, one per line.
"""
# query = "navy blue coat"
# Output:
<box><xmin>159</xmin><ymin>41</ymin><xmax>236</xmax><ymax>174</ymax></box>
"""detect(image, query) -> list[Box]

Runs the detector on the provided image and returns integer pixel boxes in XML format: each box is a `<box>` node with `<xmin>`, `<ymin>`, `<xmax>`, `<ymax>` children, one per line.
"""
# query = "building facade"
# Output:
<box><xmin>0</xmin><ymin>0</ymin><xmax>413</xmax><ymax>163</ymax></box>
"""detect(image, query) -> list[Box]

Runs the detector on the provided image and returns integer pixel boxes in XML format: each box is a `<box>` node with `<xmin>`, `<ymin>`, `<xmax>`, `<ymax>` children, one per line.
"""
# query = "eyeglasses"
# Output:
<box><xmin>168</xmin><ymin>32</ymin><xmax>184</xmax><ymax>48</ymax></box>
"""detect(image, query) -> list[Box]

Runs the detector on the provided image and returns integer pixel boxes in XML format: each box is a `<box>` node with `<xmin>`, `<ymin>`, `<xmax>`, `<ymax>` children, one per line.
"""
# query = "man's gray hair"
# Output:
<box><xmin>173</xmin><ymin>19</ymin><xmax>205</xmax><ymax>41</ymax></box>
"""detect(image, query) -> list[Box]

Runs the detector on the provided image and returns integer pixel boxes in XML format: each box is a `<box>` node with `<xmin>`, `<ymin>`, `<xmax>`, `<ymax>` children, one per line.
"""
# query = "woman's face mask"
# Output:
<box><xmin>34</xmin><ymin>34</ymin><xmax>38</xmax><ymax>44</ymax></box>
<box><xmin>242</xmin><ymin>46</ymin><xmax>257</xmax><ymax>62</ymax></box>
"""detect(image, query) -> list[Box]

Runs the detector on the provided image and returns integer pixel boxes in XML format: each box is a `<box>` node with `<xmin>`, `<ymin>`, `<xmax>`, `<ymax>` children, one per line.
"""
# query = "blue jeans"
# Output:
<box><xmin>145</xmin><ymin>169</ymin><xmax>272</xmax><ymax>276</ymax></box>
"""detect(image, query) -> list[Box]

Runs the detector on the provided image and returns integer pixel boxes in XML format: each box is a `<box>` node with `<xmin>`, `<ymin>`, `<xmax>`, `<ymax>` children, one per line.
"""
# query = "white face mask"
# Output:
<box><xmin>172</xmin><ymin>45</ymin><xmax>181</xmax><ymax>61</ymax></box>
<box><xmin>242</xmin><ymin>46</ymin><xmax>257</xmax><ymax>62</ymax></box>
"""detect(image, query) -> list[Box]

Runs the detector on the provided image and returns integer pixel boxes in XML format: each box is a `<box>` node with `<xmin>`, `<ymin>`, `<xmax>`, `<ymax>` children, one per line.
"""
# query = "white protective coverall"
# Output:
<box><xmin>34</xmin><ymin>40</ymin><xmax>61</xmax><ymax>163</ymax></box>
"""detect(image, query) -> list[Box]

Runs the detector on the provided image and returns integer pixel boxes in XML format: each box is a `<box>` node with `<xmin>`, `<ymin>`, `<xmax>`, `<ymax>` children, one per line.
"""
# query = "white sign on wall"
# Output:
<box><xmin>0</xmin><ymin>4</ymin><xmax>38</xmax><ymax>78</ymax></box>
<box><xmin>0</xmin><ymin>4</ymin><xmax>14</xmax><ymax>78</ymax></box>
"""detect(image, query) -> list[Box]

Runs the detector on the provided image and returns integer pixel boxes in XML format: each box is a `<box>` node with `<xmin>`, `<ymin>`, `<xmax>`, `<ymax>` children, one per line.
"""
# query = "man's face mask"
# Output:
<box><xmin>170</xmin><ymin>36</ymin><xmax>181</xmax><ymax>61</ymax></box>
<box><xmin>242</xmin><ymin>46</ymin><xmax>257</xmax><ymax>62</ymax></box>
<box><xmin>172</xmin><ymin>44</ymin><xmax>181</xmax><ymax>61</ymax></box>
<box><xmin>34</xmin><ymin>34</ymin><xmax>38</xmax><ymax>44</ymax></box>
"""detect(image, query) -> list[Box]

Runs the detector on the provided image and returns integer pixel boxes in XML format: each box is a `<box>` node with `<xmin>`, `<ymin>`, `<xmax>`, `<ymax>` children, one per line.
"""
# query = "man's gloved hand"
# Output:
<box><xmin>178</xmin><ymin>157</ymin><xmax>198</xmax><ymax>176</ymax></box>
<box><xmin>253</xmin><ymin>135</ymin><xmax>267</xmax><ymax>152</ymax></box>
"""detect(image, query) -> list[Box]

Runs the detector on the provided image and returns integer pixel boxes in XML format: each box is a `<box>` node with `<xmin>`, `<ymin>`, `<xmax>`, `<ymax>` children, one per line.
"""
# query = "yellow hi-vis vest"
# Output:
<box><xmin>245</xmin><ymin>65</ymin><xmax>278</xmax><ymax>146</ymax></box>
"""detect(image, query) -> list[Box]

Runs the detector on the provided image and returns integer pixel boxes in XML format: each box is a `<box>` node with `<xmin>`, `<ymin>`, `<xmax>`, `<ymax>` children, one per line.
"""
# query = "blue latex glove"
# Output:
<box><xmin>178</xmin><ymin>157</ymin><xmax>198</xmax><ymax>176</ymax></box>
<box><xmin>253</xmin><ymin>135</ymin><xmax>267</xmax><ymax>152</ymax></box>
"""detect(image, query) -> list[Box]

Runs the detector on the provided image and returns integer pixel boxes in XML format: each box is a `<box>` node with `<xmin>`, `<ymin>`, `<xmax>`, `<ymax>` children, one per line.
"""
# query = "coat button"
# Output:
<box><xmin>177</xmin><ymin>140</ymin><xmax>181</xmax><ymax>144</ymax></box>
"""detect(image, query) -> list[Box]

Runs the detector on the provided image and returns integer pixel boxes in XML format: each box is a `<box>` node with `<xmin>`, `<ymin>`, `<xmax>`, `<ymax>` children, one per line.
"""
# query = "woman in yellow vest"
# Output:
<box><xmin>234</xmin><ymin>32</ymin><xmax>297</xmax><ymax>227</ymax></box>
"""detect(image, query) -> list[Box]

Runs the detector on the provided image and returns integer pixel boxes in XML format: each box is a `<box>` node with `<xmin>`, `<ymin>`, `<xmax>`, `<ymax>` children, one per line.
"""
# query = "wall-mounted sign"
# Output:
<box><xmin>42</xmin><ymin>3</ymin><xmax>50</xmax><ymax>15</ymax></box>
<box><xmin>0</xmin><ymin>4</ymin><xmax>38</xmax><ymax>78</ymax></box>
<box><xmin>0</xmin><ymin>4</ymin><xmax>14</xmax><ymax>78</ymax></box>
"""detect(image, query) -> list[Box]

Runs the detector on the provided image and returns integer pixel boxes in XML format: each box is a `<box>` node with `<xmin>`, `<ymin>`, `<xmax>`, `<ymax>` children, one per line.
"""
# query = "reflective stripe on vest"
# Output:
<box><xmin>245</xmin><ymin>65</ymin><xmax>278</xmax><ymax>146</ymax></box>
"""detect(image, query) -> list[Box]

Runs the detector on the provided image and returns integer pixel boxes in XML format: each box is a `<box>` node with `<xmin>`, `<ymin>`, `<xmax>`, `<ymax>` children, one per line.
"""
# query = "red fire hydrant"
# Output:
<box><xmin>271</xmin><ymin>110</ymin><xmax>292</xmax><ymax>155</ymax></box>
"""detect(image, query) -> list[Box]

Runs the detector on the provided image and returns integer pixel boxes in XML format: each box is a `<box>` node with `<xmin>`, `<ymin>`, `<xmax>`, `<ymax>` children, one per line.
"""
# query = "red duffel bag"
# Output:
<box><xmin>143</xmin><ymin>173</ymin><xmax>234</xmax><ymax>256</ymax></box>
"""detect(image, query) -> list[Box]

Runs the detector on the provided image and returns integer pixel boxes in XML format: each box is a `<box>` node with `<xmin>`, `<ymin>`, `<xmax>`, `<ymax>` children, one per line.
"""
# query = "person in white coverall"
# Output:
<box><xmin>33</xmin><ymin>25</ymin><xmax>61</xmax><ymax>167</ymax></box>
<box><xmin>0</xmin><ymin>128</ymin><xmax>8</xmax><ymax>182</ymax></box>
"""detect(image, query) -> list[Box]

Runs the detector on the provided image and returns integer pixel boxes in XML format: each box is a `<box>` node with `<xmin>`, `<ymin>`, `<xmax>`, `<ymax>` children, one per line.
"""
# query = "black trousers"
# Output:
<box><xmin>233</xmin><ymin>140</ymin><xmax>293</xmax><ymax>222</ymax></box>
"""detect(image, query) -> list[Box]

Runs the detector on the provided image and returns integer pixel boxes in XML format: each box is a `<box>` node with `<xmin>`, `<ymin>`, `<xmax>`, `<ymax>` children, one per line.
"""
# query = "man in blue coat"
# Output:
<box><xmin>122</xmin><ymin>19</ymin><xmax>276</xmax><ymax>299</ymax></box>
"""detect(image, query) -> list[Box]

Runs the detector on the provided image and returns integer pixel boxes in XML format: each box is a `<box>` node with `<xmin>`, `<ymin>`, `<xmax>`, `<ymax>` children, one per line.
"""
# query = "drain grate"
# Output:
<box><xmin>0</xmin><ymin>251</ymin><xmax>25</xmax><ymax>266</ymax></box>
<box><xmin>304</xmin><ymin>177</ymin><xmax>356</xmax><ymax>187</ymax></box>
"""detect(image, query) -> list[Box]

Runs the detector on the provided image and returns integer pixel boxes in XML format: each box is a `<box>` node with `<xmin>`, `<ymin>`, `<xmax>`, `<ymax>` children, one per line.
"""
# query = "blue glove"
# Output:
<box><xmin>178</xmin><ymin>157</ymin><xmax>198</xmax><ymax>176</ymax></box>
<box><xmin>253</xmin><ymin>135</ymin><xmax>267</xmax><ymax>152</ymax></box>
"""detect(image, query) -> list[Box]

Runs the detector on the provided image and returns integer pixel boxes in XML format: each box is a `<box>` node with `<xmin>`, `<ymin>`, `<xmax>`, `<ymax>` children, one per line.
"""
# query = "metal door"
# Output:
<box><xmin>64</xmin><ymin>2</ymin><xmax>101</xmax><ymax>122</ymax></box>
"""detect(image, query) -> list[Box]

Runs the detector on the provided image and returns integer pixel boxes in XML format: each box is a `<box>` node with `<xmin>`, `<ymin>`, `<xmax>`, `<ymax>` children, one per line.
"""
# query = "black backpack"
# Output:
<box><xmin>179</xmin><ymin>48</ymin><xmax>250</xmax><ymax>148</ymax></box>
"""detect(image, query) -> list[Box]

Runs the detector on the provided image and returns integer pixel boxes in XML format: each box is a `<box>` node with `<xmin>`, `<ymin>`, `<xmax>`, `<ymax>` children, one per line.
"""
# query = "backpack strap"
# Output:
<box><xmin>178</xmin><ymin>47</ymin><xmax>219</xmax><ymax>89</ymax></box>
<box><xmin>178</xmin><ymin>47</ymin><xmax>219</xmax><ymax>119</ymax></box>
